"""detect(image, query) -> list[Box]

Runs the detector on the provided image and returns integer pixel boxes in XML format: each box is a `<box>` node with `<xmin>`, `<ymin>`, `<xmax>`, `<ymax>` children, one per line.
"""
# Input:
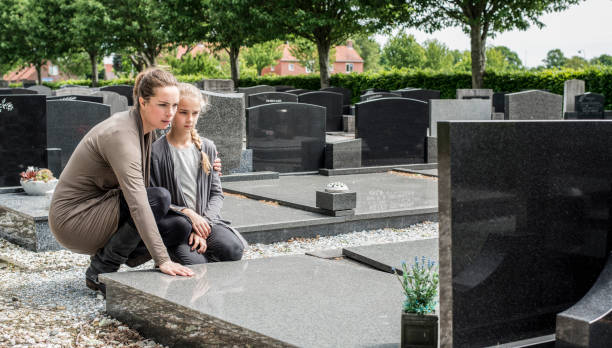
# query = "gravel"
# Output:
<box><xmin>0</xmin><ymin>221</ymin><xmax>438</xmax><ymax>347</ymax></box>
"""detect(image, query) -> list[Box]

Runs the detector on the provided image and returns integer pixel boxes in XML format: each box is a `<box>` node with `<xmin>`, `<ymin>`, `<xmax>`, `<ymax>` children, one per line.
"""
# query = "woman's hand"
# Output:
<box><xmin>182</xmin><ymin>208</ymin><xmax>211</xmax><ymax>238</ymax></box>
<box><xmin>213</xmin><ymin>154</ymin><xmax>222</xmax><ymax>174</ymax></box>
<box><xmin>159</xmin><ymin>260</ymin><xmax>194</xmax><ymax>277</ymax></box>
<box><xmin>189</xmin><ymin>233</ymin><xmax>208</xmax><ymax>254</ymax></box>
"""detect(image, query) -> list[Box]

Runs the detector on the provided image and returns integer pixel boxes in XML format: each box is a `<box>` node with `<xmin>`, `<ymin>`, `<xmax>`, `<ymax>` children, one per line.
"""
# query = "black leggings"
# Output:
<box><xmin>170</xmin><ymin>223</ymin><xmax>245</xmax><ymax>265</ymax></box>
<box><xmin>120</xmin><ymin>187</ymin><xmax>191</xmax><ymax>249</ymax></box>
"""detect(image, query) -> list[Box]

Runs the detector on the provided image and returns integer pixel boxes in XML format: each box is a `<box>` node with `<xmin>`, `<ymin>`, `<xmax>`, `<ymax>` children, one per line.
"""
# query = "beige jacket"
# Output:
<box><xmin>48</xmin><ymin>109</ymin><xmax>170</xmax><ymax>266</ymax></box>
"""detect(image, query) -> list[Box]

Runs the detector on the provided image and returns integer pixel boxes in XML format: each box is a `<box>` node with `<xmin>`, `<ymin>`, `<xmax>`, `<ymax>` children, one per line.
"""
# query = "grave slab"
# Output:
<box><xmin>392</xmin><ymin>168</ymin><xmax>438</xmax><ymax>177</ymax></box>
<box><xmin>343</xmin><ymin>238</ymin><xmax>438</xmax><ymax>274</ymax></box>
<box><xmin>100</xmin><ymin>255</ymin><xmax>404</xmax><ymax>348</ymax></box>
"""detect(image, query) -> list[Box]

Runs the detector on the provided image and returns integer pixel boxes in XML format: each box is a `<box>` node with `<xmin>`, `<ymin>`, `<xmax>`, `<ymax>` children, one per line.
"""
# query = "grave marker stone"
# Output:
<box><xmin>320</xmin><ymin>86</ymin><xmax>352</xmax><ymax>114</ymax></box>
<box><xmin>247</xmin><ymin>102</ymin><xmax>325</xmax><ymax>172</ymax></box>
<box><xmin>274</xmin><ymin>85</ymin><xmax>294</xmax><ymax>92</ymax></box>
<box><xmin>0</xmin><ymin>80</ymin><xmax>8</xmax><ymax>87</ymax></box>
<box><xmin>456</xmin><ymin>88</ymin><xmax>493</xmax><ymax>100</ymax></box>
<box><xmin>492</xmin><ymin>92</ymin><xmax>506</xmax><ymax>113</ymax></box>
<box><xmin>575</xmin><ymin>92</ymin><xmax>605</xmax><ymax>119</ymax></box>
<box><xmin>238</xmin><ymin>85</ymin><xmax>275</xmax><ymax>106</ymax></box>
<box><xmin>247</xmin><ymin>92</ymin><xmax>297</xmax><ymax>107</ymax></box>
<box><xmin>298</xmin><ymin>91</ymin><xmax>344</xmax><ymax>131</ymax></box>
<box><xmin>563</xmin><ymin>79</ymin><xmax>585</xmax><ymax>113</ymax></box>
<box><xmin>429</xmin><ymin>99</ymin><xmax>491</xmax><ymax>137</ymax></box>
<box><xmin>285</xmin><ymin>88</ymin><xmax>311</xmax><ymax>95</ymax></box>
<box><xmin>27</xmin><ymin>85</ymin><xmax>53</xmax><ymax>96</ymax></box>
<box><xmin>47</xmin><ymin>95</ymin><xmax>104</xmax><ymax>104</ymax></box>
<box><xmin>504</xmin><ymin>90</ymin><xmax>563</xmax><ymax>120</ymax></box>
<box><xmin>0</xmin><ymin>88</ymin><xmax>37</xmax><ymax>95</ymax></box>
<box><xmin>202</xmin><ymin>79</ymin><xmax>234</xmax><ymax>93</ymax></box>
<box><xmin>360</xmin><ymin>92</ymin><xmax>400</xmax><ymax>101</ymax></box>
<box><xmin>91</xmin><ymin>91</ymin><xmax>129</xmax><ymax>115</ymax></box>
<box><xmin>355</xmin><ymin>98</ymin><xmax>428</xmax><ymax>166</ymax></box>
<box><xmin>99</xmin><ymin>85</ymin><xmax>134</xmax><ymax>106</ymax></box>
<box><xmin>394</xmin><ymin>89</ymin><xmax>440</xmax><ymax>103</ymax></box>
<box><xmin>54</xmin><ymin>87</ymin><xmax>93</xmax><ymax>96</ymax></box>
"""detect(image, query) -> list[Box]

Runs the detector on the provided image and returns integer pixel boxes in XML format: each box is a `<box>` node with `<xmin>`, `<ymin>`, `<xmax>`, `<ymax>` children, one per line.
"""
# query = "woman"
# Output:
<box><xmin>150</xmin><ymin>83</ymin><xmax>247</xmax><ymax>265</ymax></box>
<box><xmin>49</xmin><ymin>68</ymin><xmax>194</xmax><ymax>296</ymax></box>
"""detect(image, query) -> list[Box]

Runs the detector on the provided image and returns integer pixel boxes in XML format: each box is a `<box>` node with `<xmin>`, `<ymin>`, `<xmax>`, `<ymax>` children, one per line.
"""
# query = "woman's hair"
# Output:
<box><xmin>133</xmin><ymin>68</ymin><xmax>178</xmax><ymax>108</ymax></box>
<box><xmin>177</xmin><ymin>82</ymin><xmax>211</xmax><ymax>175</ymax></box>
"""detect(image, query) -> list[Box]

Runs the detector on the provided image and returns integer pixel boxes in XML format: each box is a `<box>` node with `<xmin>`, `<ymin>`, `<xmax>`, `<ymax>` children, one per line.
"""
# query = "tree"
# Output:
<box><xmin>422</xmin><ymin>39</ymin><xmax>454</xmax><ymax>71</ymax></box>
<box><xmin>55</xmin><ymin>52</ymin><xmax>92</xmax><ymax>78</ymax></box>
<box><xmin>276</xmin><ymin>0</ymin><xmax>410</xmax><ymax>87</ymax></box>
<box><xmin>403</xmin><ymin>0</ymin><xmax>583</xmax><ymax>88</ymax></box>
<box><xmin>590</xmin><ymin>54</ymin><xmax>612</xmax><ymax>66</ymax></box>
<box><xmin>162</xmin><ymin>49</ymin><xmax>224</xmax><ymax>77</ymax></box>
<box><xmin>486</xmin><ymin>46</ymin><xmax>523</xmax><ymax>72</ymax></box>
<box><xmin>353</xmin><ymin>35</ymin><xmax>382</xmax><ymax>72</ymax></box>
<box><xmin>243</xmin><ymin>40</ymin><xmax>283</xmax><ymax>76</ymax></box>
<box><xmin>288</xmin><ymin>38</ymin><xmax>336</xmax><ymax>73</ymax></box>
<box><xmin>564</xmin><ymin>55</ymin><xmax>589</xmax><ymax>69</ymax></box>
<box><xmin>493</xmin><ymin>45</ymin><xmax>523</xmax><ymax>68</ymax></box>
<box><xmin>381</xmin><ymin>33</ymin><xmax>425</xmax><ymax>69</ymax></box>
<box><xmin>543</xmin><ymin>48</ymin><xmax>567</xmax><ymax>69</ymax></box>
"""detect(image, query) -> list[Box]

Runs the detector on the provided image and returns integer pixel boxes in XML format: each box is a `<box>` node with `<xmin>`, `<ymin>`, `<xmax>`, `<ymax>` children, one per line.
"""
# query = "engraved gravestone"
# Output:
<box><xmin>47</xmin><ymin>95</ymin><xmax>104</xmax><ymax>104</ymax></box>
<box><xmin>355</xmin><ymin>98</ymin><xmax>428</xmax><ymax>166</ymax></box>
<box><xmin>238</xmin><ymin>85</ymin><xmax>275</xmax><ymax>106</ymax></box>
<box><xmin>285</xmin><ymin>89</ymin><xmax>311</xmax><ymax>95</ymax></box>
<box><xmin>360</xmin><ymin>92</ymin><xmax>400</xmax><ymax>101</ymax></box>
<box><xmin>492</xmin><ymin>92</ymin><xmax>506</xmax><ymax>113</ymax></box>
<box><xmin>100</xmin><ymin>85</ymin><xmax>134</xmax><ymax>106</ymax></box>
<box><xmin>54</xmin><ymin>87</ymin><xmax>93</xmax><ymax>96</ymax></box>
<box><xmin>91</xmin><ymin>91</ymin><xmax>129</xmax><ymax>115</ymax></box>
<box><xmin>46</xmin><ymin>100</ymin><xmax>111</xmax><ymax>174</ymax></box>
<box><xmin>0</xmin><ymin>95</ymin><xmax>47</xmax><ymax>186</ymax></box>
<box><xmin>505</xmin><ymin>90</ymin><xmax>563</xmax><ymax>120</ymax></box>
<box><xmin>575</xmin><ymin>92</ymin><xmax>605</xmax><ymax>119</ymax></box>
<box><xmin>320</xmin><ymin>86</ymin><xmax>352</xmax><ymax>114</ymax></box>
<box><xmin>247</xmin><ymin>103</ymin><xmax>325</xmax><ymax>172</ymax></box>
<box><xmin>0</xmin><ymin>88</ymin><xmax>37</xmax><ymax>95</ymax></box>
<box><xmin>360</xmin><ymin>88</ymin><xmax>389</xmax><ymax>95</ymax></box>
<box><xmin>202</xmin><ymin>79</ymin><xmax>234</xmax><ymax>93</ymax></box>
<box><xmin>563</xmin><ymin>79</ymin><xmax>585</xmax><ymax>113</ymax></box>
<box><xmin>247</xmin><ymin>92</ymin><xmax>297</xmax><ymax>107</ymax></box>
<box><xmin>394</xmin><ymin>89</ymin><xmax>440</xmax><ymax>103</ymax></box>
<box><xmin>274</xmin><ymin>85</ymin><xmax>294</xmax><ymax>92</ymax></box>
<box><xmin>27</xmin><ymin>85</ymin><xmax>53</xmax><ymax>96</ymax></box>
<box><xmin>298</xmin><ymin>91</ymin><xmax>344</xmax><ymax>131</ymax></box>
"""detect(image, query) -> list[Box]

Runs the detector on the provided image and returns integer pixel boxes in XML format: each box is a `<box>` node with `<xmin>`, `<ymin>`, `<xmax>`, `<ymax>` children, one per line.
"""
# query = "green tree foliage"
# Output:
<box><xmin>590</xmin><ymin>54</ymin><xmax>612</xmax><ymax>66</ymax></box>
<box><xmin>564</xmin><ymin>55</ymin><xmax>589</xmax><ymax>69</ymax></box>
<box><xmin>422</xmin><ymin>39</ymin><xmax>454</xmax><ymax>71</ymax></box>
<box><xmin>243</xmin><ymin>40</ymin><xmax>284</xmax><ymax>76</ymax></box>
<box><xmin>486</xmin><ymin>46</ymin><xmax>523</xmax><ymax>72</ymax></box>
<box><xmin>402</xmin><ymin>0</ymin><xmax>583</xmax><ymax>88</ymax></box>
<box><xmin>55</xmin><ymin>52</ymin><xmax>92</xmax><ymax>78</ymax></box>
<box><xmin>543</xmin><ymin>49</ymin><xmax>567</xmax><ymax>68</ymax></box>
<box><xmin>162</xmin><ymin>49</ymin><xmax>225</xmax><ymax>77</ymax></box>
<box><xmin>381</xmin><ymin>33</ymin><xmax>425</xmax><ymax>69</ymax></box>
<box><xmin>352</xmin><ymin>35</ymin><xmax>382</xmax><ymax>72</ymax></box>
<box><xmin>288</xmin><ymin>38</ymin><xmax>336</xmax><ymax>73</ymax></box>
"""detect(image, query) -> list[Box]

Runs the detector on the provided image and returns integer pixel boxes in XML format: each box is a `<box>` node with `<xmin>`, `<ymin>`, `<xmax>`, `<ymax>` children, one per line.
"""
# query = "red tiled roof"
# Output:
<box><xmin>3</xmin><ymin>65</ymin><xmax>36</xmax><ymax>81</ymax></box>
<box><xmin>279</xmin><ymin>42</ymin><xmax>363</xmax><ymax>63</ymax></box>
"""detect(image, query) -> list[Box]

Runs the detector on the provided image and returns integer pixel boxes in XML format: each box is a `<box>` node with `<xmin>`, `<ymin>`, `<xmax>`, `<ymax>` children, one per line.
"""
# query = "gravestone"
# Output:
<box><xmin>238</xmin><ymin>85</ymin><xmax>275</xmax><ymax>106</ymax></box>
<box><xmin>201</xmin><ymin>79</ymin><xmax>234</xmax><ymax>93</ymax></box>
<box><xmin>22</xmin><ymin>80</ymin><xmax>36</xmax><ymax>88</ymax></box>
<box><xmin>0</xmin><ymin>80</ymin><xmax>8</xmax><ymax>87</ymax></box>
<box><xmin>285</xmin><ymin>89</ymin><xmax>311</xmax><ymax>95</ymax></box>
<box><xmin>394</xmin><ymin>89</ymin><xmax>441</xmax><ymax>103</ymax></box>
<box><xmin>437</xmin><ymin>120</ymin><xmax>612</xmax><ymax>348</ymax></box>
<box><xmin>54</xmin><ymin>87</ymin><xmax>93</xmax><ymax>97</ymax></box>
<box><xmin>355</xmin><ymin>98</ymin><xmax>428</xmax><ymax>166</ymax></box>
<box><xmin>429</xmin><ymin>99</ymin><xmax>491</xmax><ymax>137</ymax></box>
<box><xmin>91</xmin><ymin>91</ymin><xmax>129</xmax><ymax>115</ymax></box>
<box><xmin>197</xmin><ymin>91</ymin><xmax>245</xmax><ymax>175</ymax></box>
<box><xmin>46</xmin><ymin>100</ymin><xmax>111</xmax><ymax>174</ymax></box>
<box><xmin>298</xmin><ymin>91</ymin><xmax>344</xmax><ymax>131</ymax></box>
<box><xmin>575</xmin><ymin>92</ymin><xmax>605</xmax><ymax>119</ymax></box>
<box><xmin>505</xmin><ymin>90</ymin><xmax>563</xmax><ymax>120</ymax></box>
<box><xmin>99</xmin><ymin>85</ymin><xmax>134</xmax><ymax>106</ymax></box>
<box><xmin>360</xmin><ymin>88</ymin><xmax>389</xmax><ymax>95</ymax></box>
<box><xmin>492</xmin><ymin>92</ymin><xmax>506</xmax><ymax>113</ymax></box>
<box><xmin>47</xmin><ymin>95</ymin><xmax>104</xmax><ymax>104</ymax></box>
<box><xmin>456</xmin><ymin>89</ymin><xmax>493</xmax><ymax>100</ymax></box>
<box><xmin>320</xmin><ymin>86</ymin><xmax>352</xmax><ymax>114</ymax></box>
<box><xmin>60</xmin><ymin>84</ymin><xmax>88</xmax><ymax>88</ymax></box>
<box><xmin>274</xmin><ymin>85</ymin><xmax>294</xmax><ymax>92</ymax></box>
<box><xmin>27</xmin><ymin>85</ymin><xmax>53</xmax><ymax>96</ymax></box>
<box><xmin>324</xmin><ymin>139</ymin><xmax>361</xmax><ymax>169</ymax></box>
<box><xmin>247</xmin><ymin>102</ymin><xmax>325</xmax><ymax>172</ymax></box>
<box><xmin>0</xmin><ymin>95</ymin><xmax>47</xmax><ymax>186</ymax></box>
<box><xmin>247</xmin><ymin>92</ymin><xmax>297</xmax><ymax>107</ymax></box>
<box><xmin>360</xmin><ymin>92</ymin><xmax>400</xmax><ymax>101</ymax></box>
<box><xmin>563</xmin><ymin>79</ymin><xmax>585</xmax><ymax>113</ymax></box>
<box><xmin>0</xmin><ymin>88</ymin><xmax>37</xmax><ymax>95</ymax></box>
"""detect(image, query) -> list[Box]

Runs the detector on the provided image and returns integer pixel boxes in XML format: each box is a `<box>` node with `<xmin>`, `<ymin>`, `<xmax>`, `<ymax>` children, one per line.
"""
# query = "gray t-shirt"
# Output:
<box><xmin>169</xmin><ymin>144</ymin><xmax>200</xmax><ymax>210</ymax></box>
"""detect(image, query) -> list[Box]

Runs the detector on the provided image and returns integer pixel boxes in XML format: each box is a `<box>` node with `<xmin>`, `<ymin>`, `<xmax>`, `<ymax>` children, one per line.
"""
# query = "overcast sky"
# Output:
<box><xmin>375</xmin><ymin>0</ymin><xmax>612</xmax><ymax>68</ymax></box>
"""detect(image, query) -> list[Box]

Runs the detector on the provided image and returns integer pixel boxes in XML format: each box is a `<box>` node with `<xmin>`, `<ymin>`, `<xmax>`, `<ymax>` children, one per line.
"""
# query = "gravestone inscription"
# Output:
<box><xmin>298</xmin><ymin>91</ymin><xmax>344</xmax><ymax>131</ymax></box>
<box><xmin>575</xmin><ymin>92</ymin><xmax>605</xmax><ymax>119</ymax></box>
<box><xmin>248</xmin><ymin>92</ymin><xmax>297</xmax><ymax>107</ymax></box>
<box><xmin>360</xmin><ymin>92</ymin><xmax>400</xmax><ymax>101</ymax></box>
<box><xmin>47</xmin><ymin>95</ymin><xmax>104</xmax><ymax>104</ymax></box>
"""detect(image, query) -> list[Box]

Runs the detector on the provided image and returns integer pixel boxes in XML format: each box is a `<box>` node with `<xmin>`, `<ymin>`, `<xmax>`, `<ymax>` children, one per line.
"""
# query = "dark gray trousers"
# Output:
<box><xmin>169</xmin><ymin>223</ymin><xmax>245</xmax><ymax>265</ymax></box>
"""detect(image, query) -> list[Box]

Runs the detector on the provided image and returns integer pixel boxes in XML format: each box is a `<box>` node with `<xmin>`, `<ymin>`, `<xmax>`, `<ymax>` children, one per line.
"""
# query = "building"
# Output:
<box><xmin>261</xmin><ymin>40</ymin><xmax>364</xmax><ymax>76</ymax></box>
<box><xmin>3</xmin><ymin>61</ymin><xmax>75</xmax><ymax>84</ymax></box>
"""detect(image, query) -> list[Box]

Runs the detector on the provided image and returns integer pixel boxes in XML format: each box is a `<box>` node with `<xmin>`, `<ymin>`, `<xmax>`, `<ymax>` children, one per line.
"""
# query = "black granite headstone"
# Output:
<box><xmin>360</xmin><ymin>92</ymin><xmax>401</xmax><ymax>102</ymax></box>
<box><xmin>246</xmin><ymin>102</ymin><xmax>325</xmax><ymax>172</ymax></box>
<box><xmin>0</xmin><ymin>88</ymin><xmax>38</xmax><ymax>95</ymax></box>
<box><xmin>360</xmin><ymin>88</ymin><xmax>389</xmax><ymax>95</ymax></box>
<box><xmin>461</xmin><ymin>95</ymin><xmax>490</xmax><ymax>100</ymax></box>
<box><xmin>438</xmin><ymin>120</ymin><xmax>612</xmax><ymax>348</ymax></box>
<box><xmin>285</xmin><ymin>89</ymin><xmax>311</xmax><ymax>95</ymax></box>
<box><xmin>298</xmin><ymin>91</ymin><xmax>344</xmax><ymax>131</ymax></box>
<box><xmin>575</xmin><ymin>92</ymin><xmax>605</xmax><ymax>119</ymax></box>
<box><xmin>100</xmin><ymin>85</ymin><xmax>134</xmax><ymax>106</ymax></box>
<box><xmin>47</xmin><ymin>95</ymin><xmax>104</xmax><ymax>104</ymax></box>
<box><xmin>0</xmin><ymin>95</ymin><xmax>47</xmax><ymax>186</ymax></box>
<box><xmin>46</xmin><ymin>100</ymin><xmax>111</xmax><ymax>174</ymax></box>
<box><xmin>274</xmin><ymin>85</ymin><xmax>294</xmax><ymax>92</ymax></box>
<box><xmin>248</xmin><ymin>92</ymin><xmax>297</xmax><ymax>107</ymax></box>
<box><xmin>394</xmin><ymin>89</ymin><xmax>440</xmax><ymax>103</ymax></box>
<box><xmin>492</xmin><ymin>92</ymin><xmax>506</xmax><ymax>113</ymax></box>
<box><xmin>355</xmin><ymin>98</ymin><xmax>428</xmax><ymax>166</ymax></box>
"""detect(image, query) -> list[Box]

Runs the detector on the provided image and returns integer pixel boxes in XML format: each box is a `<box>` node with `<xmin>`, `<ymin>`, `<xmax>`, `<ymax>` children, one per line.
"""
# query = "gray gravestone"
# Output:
<box><xmin>248</xmin><ymin>92</ymin><xmax>297</xmax><ymax>107</ymax></box>
<box><xmin>575</xmin><ymin>92</ymin><xmax>605</xmax><ymax>119</ymax></box>
<box><xmin>0</xmin><ymin>80</ymin><xmax>8</xmax><ymax>87</ymax></box>
<box><xmin>394</xmin><ymin>89</ymin><xmax>441</xmax><ymax>103</ymax></box>
<box><xmin>429</xmin><ymin>99</ymin><xmax>491</xmax><ymax>137</ymax></box>
<box><xmin>505</xmin><ymin>90</ymin><xmax>563</xmax><ymax>120</ymax></box>
<box><xmin>54</xmin><ymin>87</ymin><xmax>93</xmax><ymax>97</ymax></box>
<box><xmin>563</xmin><ymin>79</ymin><xmax>585</xmax><ymax>113</ymax></box>
<box><xmin>99</xmin><ymin>85</ymin><xmax>134</xmax><ymax>106</ymax></box>
<box><xmin>46</xmin><ymin>100</ymin><xmax>111</xmax><ymax>174</ymax></box>
<box><xmin>238</xmin><ymin>85</ymin><xmax>275</xmax><ymax>106</ymax></box>
<box><xmin>91</xmin><ymin>91</ymin><xmax>129</xmax><ymax>115</ymax></box>
<box><xmin>247</xmin><ymin>102</ymin><xmax>325</xmax><ymax>172</ymax></box>
<box><xmin>360</xmin><ymin>92</ymin><xmax>400</xmax><ymax>101</ymax></box>
<box><xmin>456</xmin><ymin>89</ymin><xmax>493</xmax><ymax>100</ymax></box>
<box><xmin>202</xmin><ymin>79</ymin><xmax>234</xmax><ymax>93</ymax></box>
<box><xmin>197</xmin><ymin>91</ymin><xmax>245</xmax><ymax>175</ymax></box>
<box><xmin>27</xmin><ymin>85</ymin><xmax>53</xmax><ymax>96</ymax></box>
<box><xmin>285</xmin><ymin>89</ymin><xmax>311</xmax><ymax>95</ymax></box>
<box><xmin>298</xmin><ymin>91</ymin><xmax>344</xmax><ymax>131</ymax></box>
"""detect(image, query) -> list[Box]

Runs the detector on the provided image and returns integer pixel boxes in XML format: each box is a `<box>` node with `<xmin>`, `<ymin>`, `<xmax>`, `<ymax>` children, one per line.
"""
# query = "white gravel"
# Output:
<box><xmin>0</xmin><ymin>221</ymin><xmax>438</xmax><ymax>347</ymax></box>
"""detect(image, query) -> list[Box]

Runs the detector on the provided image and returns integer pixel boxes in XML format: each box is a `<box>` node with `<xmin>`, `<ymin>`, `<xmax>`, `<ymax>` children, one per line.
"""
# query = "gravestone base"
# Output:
<box><xmin>426</xmin><ymin>136</ymin><xmax>437</xmax><ymax>163</ymax></box>
<box><xmin>315</xmin><ymin>191</ymin><xmax>356</xmax><ymax>216</ymax></box>
<box><xmin>492</xmin><ymin>112</ymin><xmax>505</xmax><ymax>120</ymax></box>
<box><xmin>324</xmin><ymin>139</ymin><xmax>361</xmax><ymax>169</ymax></box>
<box><xmin>343</xmin><ymin>115</ymin><xmax>355</xmax><ymax>132</ymax></box>
<box><xmin>230</xmin><ymin>149</ymin><xmax>252</xmax><ymax>174</ymax></box>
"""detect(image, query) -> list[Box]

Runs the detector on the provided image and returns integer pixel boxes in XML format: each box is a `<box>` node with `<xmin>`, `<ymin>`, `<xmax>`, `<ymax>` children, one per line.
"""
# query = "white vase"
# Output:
<box><xmin>20</xmin><ymin>179</ymin><xmax>58</xmax><ymax>196</ymax></box>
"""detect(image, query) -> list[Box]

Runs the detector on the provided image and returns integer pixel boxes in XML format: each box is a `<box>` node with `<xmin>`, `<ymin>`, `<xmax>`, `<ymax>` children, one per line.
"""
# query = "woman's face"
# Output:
<box><xmin>139</xmin><ymin>86</ymin><xmax>179</xmax><ymax>131</ymax></box>
<box><xmin>172</xmin><ymin>95</ymin><xmax>201</xmax><ymax>132</ymax></box>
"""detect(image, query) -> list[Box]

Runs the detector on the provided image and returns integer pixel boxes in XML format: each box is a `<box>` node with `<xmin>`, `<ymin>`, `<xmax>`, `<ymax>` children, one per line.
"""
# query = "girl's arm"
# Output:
<box><xmin>202</xmin><ymin>144</ymin><xmax>224</xmax><ymax>222</ymax></box>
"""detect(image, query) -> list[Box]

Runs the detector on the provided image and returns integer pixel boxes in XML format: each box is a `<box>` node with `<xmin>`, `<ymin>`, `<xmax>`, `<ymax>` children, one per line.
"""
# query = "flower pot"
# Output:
<box><xmin>20</xmin><ymin>179</ymin><xmax>58</xmax><ymax>196</ymax></box>
<box><xmin>401</xmin><ymin>312</ymin><xmax>438</xmax><ymax>348</ymax></box>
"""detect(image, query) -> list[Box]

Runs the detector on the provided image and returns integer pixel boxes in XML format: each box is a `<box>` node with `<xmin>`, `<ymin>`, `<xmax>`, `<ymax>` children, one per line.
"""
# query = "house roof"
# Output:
<box><xmin>279</xmin><ymin>42</ymin><xmax>363</xmax><ymax>63</ymax></box>
<box><xmin>3</xmin><ymin>65</ymin><xmax>36</xmax><ymax>81</ymax></box>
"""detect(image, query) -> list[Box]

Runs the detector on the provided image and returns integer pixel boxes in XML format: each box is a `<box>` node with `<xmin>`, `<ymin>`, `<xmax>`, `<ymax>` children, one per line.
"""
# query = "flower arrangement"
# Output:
<box><xmin>20</xmin><ymin>167</ymin><xmax>55</xmax><ymax>183</ymax></box>
<box><xmin>395</xmin><ymin>256</ymin><xmax>439</xmax><ymax>315</ymax></box>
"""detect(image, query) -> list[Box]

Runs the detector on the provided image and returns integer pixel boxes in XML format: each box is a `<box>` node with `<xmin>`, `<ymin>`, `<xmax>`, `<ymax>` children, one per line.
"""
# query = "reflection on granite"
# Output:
<box><xmin>438</xmin><ymin>121</ymin><xmax>612</xmax><ymax>347</ymax></box>
<box><xmin>101</xmin><ymin>255</ymin><xmax>403</xmax><ymax>347</ymax></box>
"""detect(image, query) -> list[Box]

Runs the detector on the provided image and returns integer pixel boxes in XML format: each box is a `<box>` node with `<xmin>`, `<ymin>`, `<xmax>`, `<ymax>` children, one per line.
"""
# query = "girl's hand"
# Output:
<box><xmin>159</xmin><ymin>260</ymin><xmax>194</xmax><ymax>277</ymax></box>
<box><xmin>182</xmin><ymin>208</ymin><xmax>211</xmax><ymax>238</ymax></box>
<box><xmin>213</xmin><ymin>155</ymin><xmax>222</xmax><ymax>174</ymax></box>
<box><xmin>189</xmin><ymin>233</ymin><xmax>208</xmax><ymax>254</ymax></box>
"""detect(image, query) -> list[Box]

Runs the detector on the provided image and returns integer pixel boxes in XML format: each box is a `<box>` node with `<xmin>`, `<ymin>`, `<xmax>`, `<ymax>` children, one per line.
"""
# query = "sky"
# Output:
<box><xmin>374</xmin><ymin>0</ymin><xmax>612</xmax><ymax>68</ymax></box>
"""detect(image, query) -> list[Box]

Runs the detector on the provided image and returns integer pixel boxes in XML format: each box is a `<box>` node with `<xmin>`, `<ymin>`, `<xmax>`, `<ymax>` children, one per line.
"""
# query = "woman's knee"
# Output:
<box><xmin>147</xmin><ymin>187</ymin><xmax>171</xmax><ymax>219</ymax></box>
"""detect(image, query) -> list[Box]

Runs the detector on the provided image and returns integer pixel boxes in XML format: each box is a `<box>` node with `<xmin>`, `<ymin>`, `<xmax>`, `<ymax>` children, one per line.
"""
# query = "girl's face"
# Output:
<box><xmin>172</xmin><ymin>95</ymin><xmax>201</xmax><ymax>132</ymax></box>
<box><xmin>139</xmin><ymin>86</ymin><xmax>179</xmax><ymax>132</ymax></box>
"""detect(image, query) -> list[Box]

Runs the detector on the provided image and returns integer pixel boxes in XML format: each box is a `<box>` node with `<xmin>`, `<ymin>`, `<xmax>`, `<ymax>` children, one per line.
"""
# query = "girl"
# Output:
<box><xmin>49</xmin><ymin>68</ymin><xmax>194</xmax><ymax>296</ymax></box>
<box><xmin>150</xmin><ymin>83</ymin><xmax>246</xmax><ymax>265</ymax></box>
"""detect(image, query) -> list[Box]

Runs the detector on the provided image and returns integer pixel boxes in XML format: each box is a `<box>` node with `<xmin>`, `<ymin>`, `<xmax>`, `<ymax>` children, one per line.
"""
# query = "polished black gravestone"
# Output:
<box><xmin>360</xmin><ymin>88</ymin><xmax>389</xmax><ymax>95</ymax></box>
<box><xmin>248</xmin><ymin>92</ymin><xmax>297</xmax><ymax>107</ymax></box>
<box><xmin>320</xmin><ymin>86</ymin><xmax>352</xmax><ymax>114</ymax></box>
<box><xmin>298</xmin><ymin>91</ymin><xmax>344</xmax><ymax>131</ymax></box>
<box><xmin>437</xmin><ymin>120</ymin><xmax>612</xmax><ymax>348</ymax></box>
<box><xmin>274</xmin><ymin>85</ymin><xmax>294</xmax><ymax>92</ymax></box>
<box><xmin>0</xmin><ymin>88</ymin><xmax>37</xmax><ymax>95</ymax></box>
<box><xmin>47</xmin><ymin>95</ymin><xmax>104</xmax><ymax>103</ymax></box>
<box><xmin>493</xmin><ymin>92</ymin><xmax>507</xmax><ymax>113</ymax></box>
<box><xmin>99</xmin><ymin>85</ymin><xmax>134</xmax><ymax>106</ymax></box>
<box><xmin>285</xmin><ymin>89</ymin><xmax>311</xmax><ymax>95</ymax></box>
<box><xmin>356</xmin><ymin>98</ymin><xmax>428</xmax><ymax>166</ymax></box>
<box><xmin>46</xmin><ymin>100</ymin><xmax>111</xmax><ymax>174</ymax></box>
<box><xmin>246</xmin><ymin>103</ymin><xmax>325</xmax><ymax>172</ymax></box>
<box><xmin>575</xmin><ymin>92</ymin><xmax>605</xmax><ymax>119</ymax></box>
<box><xmin>393</xmin><ymin>89</ymin><xmax>440</xmax><ymax>103</ymax></box>
<box><xmin>360</xmin><ymin>92</ymin><xmax>400</xmax><ymax>102</ymax></box>
<box><xmin>0</xmin><ymin>95</ymin><xmax>47</xmax><ymax>186</ymax></box>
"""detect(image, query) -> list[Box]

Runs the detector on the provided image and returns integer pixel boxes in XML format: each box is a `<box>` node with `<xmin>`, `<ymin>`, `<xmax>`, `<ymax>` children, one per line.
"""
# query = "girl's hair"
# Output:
<box><xmin>177</xmin><ymin>83</ymin><xmax>211</xmax><ymax>175</ymax></box>
<box><xmin>133</xmin><ymin>68</ymin><xmax>178</xmax><ymax>108</ymax></box>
